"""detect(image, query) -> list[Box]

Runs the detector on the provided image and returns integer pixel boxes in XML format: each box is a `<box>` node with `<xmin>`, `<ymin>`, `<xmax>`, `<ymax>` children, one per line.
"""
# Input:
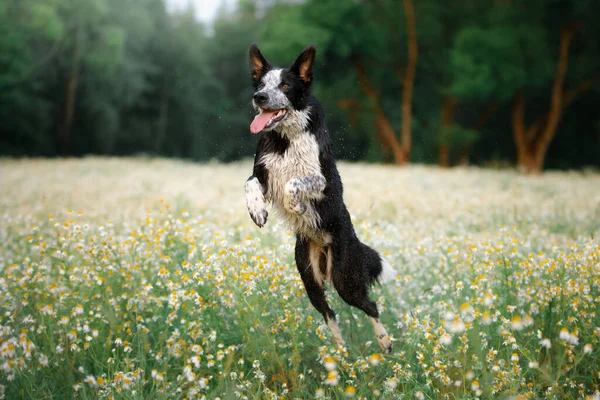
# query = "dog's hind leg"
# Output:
<box><xmin>331</xmin><ymin>244</ymin><xmax>392</xmax><ymax>354</ymax></box>
<box><xmin>368</xmin><ymin>316</ymin><xmax>392</xmax><ymax>354</ymax></box>
<box><xmin>335</xmin><ymin>287</ymin><xmax>391</xmax><ymax>354</ymax></box>
<box><xmin>295</xmin><ymin>236</ymin><xmax>344</xmax><ymax>347</ymax></box>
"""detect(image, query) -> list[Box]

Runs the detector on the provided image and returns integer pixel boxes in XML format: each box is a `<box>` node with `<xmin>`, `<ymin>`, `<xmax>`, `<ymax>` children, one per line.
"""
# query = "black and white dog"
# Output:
<box><xmin>244</xmin><ymin>43</ymin><xmax>393</xmax><ymax>353</ymax></box>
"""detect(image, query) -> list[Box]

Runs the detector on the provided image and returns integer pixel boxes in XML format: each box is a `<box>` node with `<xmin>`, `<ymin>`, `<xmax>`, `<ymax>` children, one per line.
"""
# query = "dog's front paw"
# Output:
<box><xmin>245</xmin><ymin>177</ymin><xmax>268</xmax><ymax>228</ymax></box>
<box><xmin>249</xmin><ymin>207</ymin><xmax>268</xmax><ymax>228</ymax></box>
<box><xmin>284</xmin><ymin>179</ymin><xmax>307</xmax><ymax>215</ymax></box>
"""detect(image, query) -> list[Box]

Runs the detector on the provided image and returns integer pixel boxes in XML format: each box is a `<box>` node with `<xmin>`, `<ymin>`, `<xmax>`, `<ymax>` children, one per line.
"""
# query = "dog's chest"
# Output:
<box><xmin>260</xmin><ymin>133</ymin><xmax>321</xmax><ymax>204</ymax></box>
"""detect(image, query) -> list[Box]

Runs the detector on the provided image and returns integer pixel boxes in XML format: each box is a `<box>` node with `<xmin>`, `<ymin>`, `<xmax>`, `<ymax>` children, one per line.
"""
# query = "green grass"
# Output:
<box><xmin>0</xmin><ymin>158</ymin><xmax>599</xmax><ymax>399</ymax></box>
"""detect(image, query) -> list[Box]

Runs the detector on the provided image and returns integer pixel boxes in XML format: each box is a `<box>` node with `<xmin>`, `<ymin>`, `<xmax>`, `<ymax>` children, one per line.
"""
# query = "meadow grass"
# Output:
<box><xmin>0</xmin><ymin>157</ymin><xmax>599</xmax><ymax>399</ymax></box>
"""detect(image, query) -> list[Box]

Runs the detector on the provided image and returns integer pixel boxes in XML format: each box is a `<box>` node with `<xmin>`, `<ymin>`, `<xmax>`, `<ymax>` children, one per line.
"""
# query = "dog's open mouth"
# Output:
<box><xmin>250</xmin><ymin>108</ymin><xmax>287</xmax><ymax>134</ymax></box>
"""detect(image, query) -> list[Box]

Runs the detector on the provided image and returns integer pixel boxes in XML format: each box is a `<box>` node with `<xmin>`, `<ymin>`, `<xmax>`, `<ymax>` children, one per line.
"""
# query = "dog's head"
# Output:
<box><xmin>248</xmin><ymin>43</ymin><xmax>316</xmax><ymax>134</ymax></box>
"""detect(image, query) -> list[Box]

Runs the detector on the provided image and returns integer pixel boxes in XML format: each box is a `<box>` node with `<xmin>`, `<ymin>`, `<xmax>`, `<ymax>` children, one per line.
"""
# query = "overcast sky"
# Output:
<box><xmin>166</xmin><ymin>0</ymin><xmax>229</xmax><ymax>23</ymax></box>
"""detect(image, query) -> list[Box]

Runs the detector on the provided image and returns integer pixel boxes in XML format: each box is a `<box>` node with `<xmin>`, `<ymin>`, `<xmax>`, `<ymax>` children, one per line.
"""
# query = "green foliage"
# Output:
<box><xmin>259</xmin><ymin>4</ymin><xmax>331</xmax><ymax>62</ymax></box>
<box><xmin>0</xmin><ymin>0</ymin><xmax>598</xmax><ymax>169</ymax></box>
<box><xmin>86</xmin><ymin>25</ymin><xmax>125</xmax><ymax>70</ymax></box>
<box><xmin>449</xmin><ymin>7</ymin><xmax>551</xmax><ymax>101</ymax></box>
<box><xmin>438</xmin><ymin>124</ymin><xmax>479</xmax><ymax>148</ymax></box>
<box><xmin>28</xmin><ymin>2</ymin><xmax>65</xmax><ymax>40</ymax></box>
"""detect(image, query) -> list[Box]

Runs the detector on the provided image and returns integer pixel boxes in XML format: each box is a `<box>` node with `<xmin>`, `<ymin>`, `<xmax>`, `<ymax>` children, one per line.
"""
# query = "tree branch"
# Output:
<box><xmin>525</xmin><ymin>51</ymin><xmax>597</xmax><ymax>148</ymax></box>
<box><xmin>401</xmin><ymin>0</ymin><xmax>418</xmax><ymax>163</ymax></box>
<box><xmin>562</xmin><ymin>74</ymin><xmax>599</xmax><ymax>108</ymax></box>
<box><xmin>354</xmin><ymin>60</ymin><xmax>378</xmax><ymax>99</ymax></box>
<box><xmin>354</xmin><ymin>60</ymin><xmax>404</xmax><ymax>164</ymax></box>
<box><xmin>535</xmin><ymin>26</ymin><xmax>575</xmax><ymax>155</ymax></box>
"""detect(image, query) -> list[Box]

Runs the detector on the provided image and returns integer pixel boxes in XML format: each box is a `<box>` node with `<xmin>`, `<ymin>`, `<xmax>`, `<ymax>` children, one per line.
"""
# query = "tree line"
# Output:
<box><xmin>1</xmin><ymin>0</ymin><xmax>598</xmax><ymax>173</ymax></box>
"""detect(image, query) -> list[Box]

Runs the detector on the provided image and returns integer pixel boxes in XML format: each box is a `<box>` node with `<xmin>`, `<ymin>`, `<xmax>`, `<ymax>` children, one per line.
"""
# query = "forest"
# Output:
<box><xmin>1</xmin><ymin>0</ymin><xmax>599</xmax><ymax>174</ymax></box>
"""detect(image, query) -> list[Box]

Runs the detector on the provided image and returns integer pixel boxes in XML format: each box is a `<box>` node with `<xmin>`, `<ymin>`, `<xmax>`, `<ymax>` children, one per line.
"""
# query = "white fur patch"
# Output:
<box><xmin>255</xmin><ymin>69</ymin><xmax>291</xmax><ymax>117</ymax></box>
<box><xmin>326</xmin><ymin>316</ymin><xmax>345</xmax><ymax>347</ymax></box>
<box><xmin>379</xmin><ymin>256</ymin><xmax>396</xmax><ymax>283</ymax></box>
<box><xmin>369</xmin><ymin>317</ymin><xmax>391</xmax><ymax>354</ymax></box>
<box><xmin>245</xmin><ymin>177</ymin><xmax>267</xmax><ymax>227</ymax></box>
<box><xmin>261</xmin><ymin>69</ymin><xmax>283</xmax><ymax>91</ymax></box>
<box><xmin>260</xmin><ymin>131</ymin><xmax>325</xmax><ymax>240</ymax></box>
<box><xmin>326</xmin><ymin>245</ymin><xmax>333</xmax><ymax>283</ymax></box>
<box><xmin>308</xmin><ymin>241</ymin><xmax>324</xmax><ymax>286</ymax></box>
<box><xmin>278</xmin><ymin>107</ymin><xmax>312</xmax><ymax>138</ymax></box>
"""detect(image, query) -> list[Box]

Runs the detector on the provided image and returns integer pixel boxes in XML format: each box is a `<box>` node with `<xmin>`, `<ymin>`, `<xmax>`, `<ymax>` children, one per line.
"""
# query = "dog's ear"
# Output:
<box><xmin>249</xmin><ymin>43</ymin><xmax>271</xmax><ymax>82</ymax></box>
<box><xmin>290</xmin><ymin>46</ymin><xmax>316</xmax><ymax>84</ymax></box>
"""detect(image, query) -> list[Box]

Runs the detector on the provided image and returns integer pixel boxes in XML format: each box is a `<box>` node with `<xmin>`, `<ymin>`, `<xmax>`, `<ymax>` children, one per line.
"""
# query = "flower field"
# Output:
<box><xmin>1</xmin><ymin>157</ymin><xmax>599</xmax><ymax>399</ymax></box>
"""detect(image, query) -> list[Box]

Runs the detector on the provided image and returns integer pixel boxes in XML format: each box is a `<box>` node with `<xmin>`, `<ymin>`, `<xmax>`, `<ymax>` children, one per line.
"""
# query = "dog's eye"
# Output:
<box><xmin>282</xmin><ymin>84</ymin><xmax>289</xmax><ymax>90</ymax></box>
<box><xmin>258</xmin><ymin>82</ymin><xmax>265</xmax><ymax>89</ymax></box>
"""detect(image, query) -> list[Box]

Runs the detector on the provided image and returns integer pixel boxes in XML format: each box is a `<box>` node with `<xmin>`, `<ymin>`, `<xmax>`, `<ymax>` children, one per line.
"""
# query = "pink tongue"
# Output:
<box><xmin>250</xmin><ymin>110</ymin><xmax>277</xmax><ymax>134</ymax></box>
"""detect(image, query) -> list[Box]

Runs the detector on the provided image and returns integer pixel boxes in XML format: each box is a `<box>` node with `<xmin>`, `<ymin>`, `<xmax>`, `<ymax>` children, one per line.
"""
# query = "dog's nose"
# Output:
<box><xmin>253</xmin><ymin>92</ymin><xmax>268</xmax><ymax>105</ymax></box>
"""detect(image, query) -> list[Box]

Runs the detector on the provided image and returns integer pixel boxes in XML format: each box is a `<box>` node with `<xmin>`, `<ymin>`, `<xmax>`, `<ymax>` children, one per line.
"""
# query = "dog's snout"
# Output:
<box><xmin>253</xmin><ymin>92</ymin><xmax>268</xmax><ymax>105</ymax></box>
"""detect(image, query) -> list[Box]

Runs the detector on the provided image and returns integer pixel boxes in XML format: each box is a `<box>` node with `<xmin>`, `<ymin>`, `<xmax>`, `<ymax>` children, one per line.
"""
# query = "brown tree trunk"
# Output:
<box><xmin>511</xmin><ymin>26</ymin><xmax>579</xmax><ymax>175</ymax></box>
<box><xmin>530</xmin><ymin>26</ymin><xmax>575</xmax><ymax>173</ymax></box>
<box><xmin>355</xmin><ymin>61</ymin><xmax>405</xmax><ymax>165</ymax></box>
<box><xmin>375</xmin><ymin>106</ymin><xmax>404</xmax><ymax>163</ymax></box>
<box><xmin>401</xmin><ymin>0</ymin><xmax>418</xmax><ymax>164</ymax></box>
<box><xmin>438</xmin><ymin>147</ymin><xmax>450</xmax><ymax>168</ymax></box>
<box><xmin>439</xmin><ymin>96</ymin><xmax>456</xmax><ymax>167</ymax></box>
<box><xmin>60</xmin><ymin>27</ymin><xmax>82</xmax><ymax>155</ymax></box>
<box><xmin>512</xmin><ymin>92</ymin><xmax>536</xmax><ymax>174</ymax></box>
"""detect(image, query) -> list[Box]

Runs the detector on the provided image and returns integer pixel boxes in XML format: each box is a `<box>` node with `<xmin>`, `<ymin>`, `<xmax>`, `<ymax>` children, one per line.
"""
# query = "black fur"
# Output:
<box><xmin>250</xmin><ymin>131</ymin><xmax>290</xmax><ymax>192</ymax></box>
<box><xmin>279</xmin><ymin>69</ymin><xmax>311</xmax><ymax>109</ymax></box>
<box><xmin>246</xmin><ymin>44</ymin><xmax>390</xmax><ymax>351</ymax></box>
<box><xmin>249</xmin><ymin>43</ymin><xmax>271</xmax><ymax>82</ymax></box>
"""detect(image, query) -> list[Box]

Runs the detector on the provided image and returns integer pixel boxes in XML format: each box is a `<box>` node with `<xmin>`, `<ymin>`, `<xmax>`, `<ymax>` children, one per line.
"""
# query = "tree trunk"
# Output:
<box><xmin>60</xmin><ymin>26</ymin><xmax>82</xmax><ymax>155</ymax></box>
<box><xmin>375</xmin><ymin>105</ymin><xmax>405</xmax><ymax>163</ymax></box>
<box><xmin>438</xmin><ymin>146</ymin><xmax>450</xmax><ymax>168</ymax></box>
<box><xmin>511</xmin><ymin>26</ymin><xmax>577</xmax><ymax>175</ymax></box>
<box><xmin>401</xmin><ymin>0</ymin><xmax>418</xmax><ymax>164</ymax></box>
<box><xmin>355</xmin><ymin>61</ymin><xmax>405</xmax><ymax>165</ymax></box>
<box><xmin>530</xmin><ymin>26</ymin><xmax>575</xmax><ymax>173</ymax></box>
<box><xmin>512</xmin><ymin>92</ymin><xmax>535</xmax><ymax>174</ymax></box>
<box><xmin>439</xmin><ymin>96</ymin><xmax>456</xmax><ymax>167</ymax></box>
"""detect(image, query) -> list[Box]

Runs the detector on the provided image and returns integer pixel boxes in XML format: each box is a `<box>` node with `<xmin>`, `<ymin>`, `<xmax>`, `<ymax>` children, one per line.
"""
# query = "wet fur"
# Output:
<box><xmin>245</xmin><ymin>43</ymin><xmax>393</xmax><ymax>353</ymax></box>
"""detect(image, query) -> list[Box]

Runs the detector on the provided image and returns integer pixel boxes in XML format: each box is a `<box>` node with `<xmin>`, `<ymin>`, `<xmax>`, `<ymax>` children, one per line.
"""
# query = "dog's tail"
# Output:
<box><xmin>361</xmin><ymin>242</ymin><xmax>396</xmax><ymax>286</ymax></box>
